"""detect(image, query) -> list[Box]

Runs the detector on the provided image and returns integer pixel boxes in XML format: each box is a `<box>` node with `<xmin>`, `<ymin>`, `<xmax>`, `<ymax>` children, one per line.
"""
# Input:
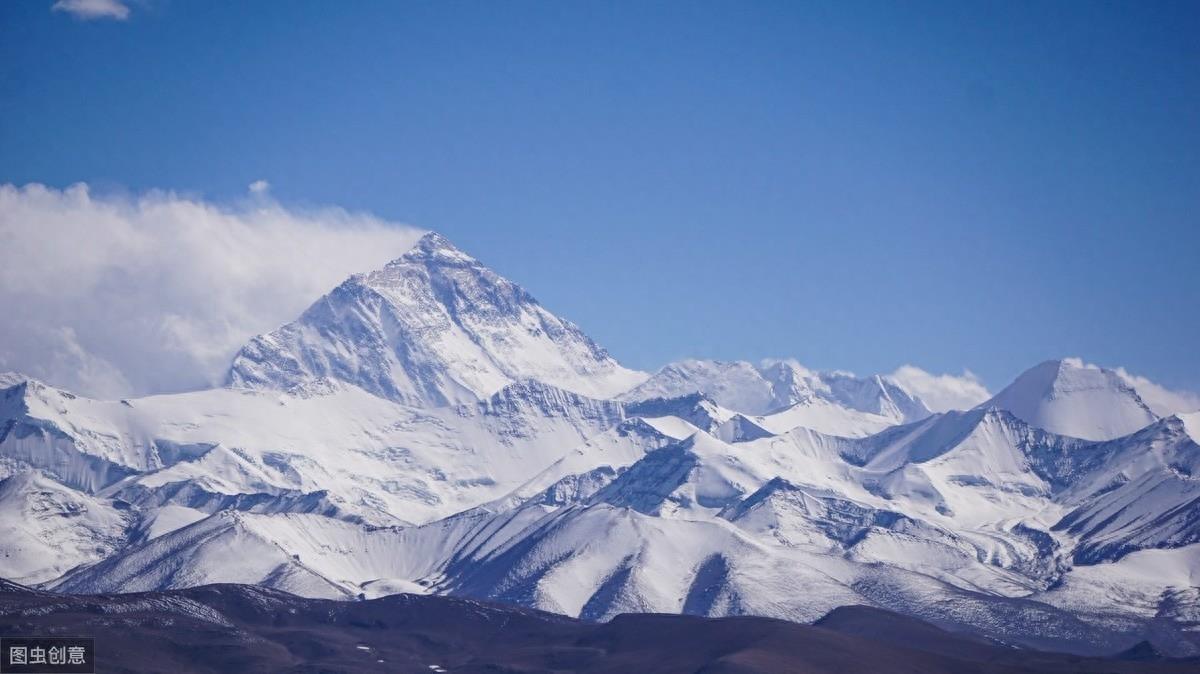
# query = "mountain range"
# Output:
<box><xmin>1</xmin><ymin>232</ymin><xmax>1198</xmax><ymax>659</ymax></box>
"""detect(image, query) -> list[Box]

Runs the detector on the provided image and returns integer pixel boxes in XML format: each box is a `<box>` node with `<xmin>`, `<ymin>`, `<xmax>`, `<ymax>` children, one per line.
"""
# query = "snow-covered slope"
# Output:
<box><xmin>0</xmin><ymin>470</ymin><xmax>132</xmax><ymax>584</ymax></box>
<box><xmin>752</xmin><ymin>397</ymin><xmax>908</xmax><ymax>438</ymax></box>
<box><xmin>623</xmin><ymin>359</ymin><xmax>933</xmax><ymax>437</ymax></box>
<box><xmin>228</xmin><ymin>232</ymin><xmax>645</xmax><ymax>406</ymax></box>
<box><xmin>0</xmin><ymin>375</ymin><xmax>626</xmax><ymax>525</ymax></box>
<box><xmin>51</xmin><ymin>510</ymin><xmax>448</xmax><ymax>599</ymax></box>
<box><xmin>981</xmin><ymin>358</ymin><xmax>1159</xmax><ymax>441</ymax></box>
<box><xmin>622</xmin><ymin>360</ymin><xmax>781</xmax><ymax>413</ymax></box>
<box><xmin>720</xmin><ymin>477</ymin><xmax>937</xmax><ymax>552</ymax></box>
<box><xmin>627</xmin><ymin>359</ymin><xmax>927</xmax><ymax>416</ymax></box>
<box><xmin>1052</xmin><ymin>412</ymin><xmax>1200</xmax><ymax>563</ymax></box>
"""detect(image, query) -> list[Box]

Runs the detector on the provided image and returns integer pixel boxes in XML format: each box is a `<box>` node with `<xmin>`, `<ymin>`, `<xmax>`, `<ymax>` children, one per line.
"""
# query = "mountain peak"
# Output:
<box><xmin>622</xmin><ymin>358</ymin><xmax>931</xmax><ymax>436</ymax></box>
<box><xmin>980</xmin><ymin>358</ymin><xmax>1157</xmax><ymax>440</ymax></box>
<box><xmin>0</xmin><ymin>372</ymin><xmax>32</xmax><ymax>390</ymax></box>
<box><xmin>391</xmin><ymin>231</ymin><xmax>474</xmax><ymax>265</ymax></box>
<box><xmin>227</xmin><ymin>234</ymin><xmax>644</xmax><ymax>406</ymax></box>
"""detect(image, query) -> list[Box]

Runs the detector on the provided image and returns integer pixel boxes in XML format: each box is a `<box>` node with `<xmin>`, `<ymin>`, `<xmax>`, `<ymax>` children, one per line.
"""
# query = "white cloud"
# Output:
<box><xmin>248</xmin><ymin>180</ymin><xmax>271</xmax><ymax>195</ymax></box>
<box><xmin>888</xmin><ymin>365</ymin><xmax>992</xmax><ymax>412</ymax></box>
<box><xmin>51</xmin><ymin>0</ymin><xmax>130</xmax><ymax>21</ymax></box>
<box><xmin>1113</xmin><ymin>367</ymin><xmax>1200</xmax><ymax>417</ymax></box>
<box><xmin>0</xmin><ymin>182</ymin><xmax>424</xmax><ymax>398</ymax></box>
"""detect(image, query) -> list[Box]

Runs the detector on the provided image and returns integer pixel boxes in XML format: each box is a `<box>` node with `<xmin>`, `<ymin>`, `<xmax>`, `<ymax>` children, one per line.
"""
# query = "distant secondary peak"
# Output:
<box><xmin>980</xmin><ymin>357</ymin><xmax>1157</xmax><ymax>440</ymax></box>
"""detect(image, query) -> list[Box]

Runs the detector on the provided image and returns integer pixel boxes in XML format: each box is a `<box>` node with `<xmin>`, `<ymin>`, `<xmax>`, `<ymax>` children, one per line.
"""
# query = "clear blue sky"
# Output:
<box><xmin>2</xmin><ymin>1</ymin><xmax>1198</xmax><ymax>391</ymax></box>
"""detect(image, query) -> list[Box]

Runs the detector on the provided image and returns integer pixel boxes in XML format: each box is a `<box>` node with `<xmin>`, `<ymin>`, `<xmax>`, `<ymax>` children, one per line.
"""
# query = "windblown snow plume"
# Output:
<box><xmin>0</xmin><ymin>183</ymin><xmax>424</xmax><ymax>398</ymax></box>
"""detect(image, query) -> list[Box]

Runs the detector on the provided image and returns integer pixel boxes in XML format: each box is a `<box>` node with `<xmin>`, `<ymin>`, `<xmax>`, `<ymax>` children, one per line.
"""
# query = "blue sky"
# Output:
<box><xmin>2</xmin><ymin>1</ymin><xmax>1198</xmax><ymax>392</ymax></box>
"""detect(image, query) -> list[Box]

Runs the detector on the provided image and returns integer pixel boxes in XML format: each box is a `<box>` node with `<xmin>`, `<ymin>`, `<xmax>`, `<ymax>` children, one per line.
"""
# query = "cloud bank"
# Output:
<box><xmin>0</xmin><ymin>183</ymin><xmax>424</xmax><ymax>398</ymax></box>
<box><xmin>888</xmin><ymin>365</ymin><xmax>992</xmax><ymax>412</ymax></box>
<box><xmin>1113</xmin><ymin>367</ymin><xmax>1200</xmax><ymax>417</ymax></box>
<box><xmin>51</xmin><ymin>0</ymin><xmax>130</xmax><ymax>21</ymax></box>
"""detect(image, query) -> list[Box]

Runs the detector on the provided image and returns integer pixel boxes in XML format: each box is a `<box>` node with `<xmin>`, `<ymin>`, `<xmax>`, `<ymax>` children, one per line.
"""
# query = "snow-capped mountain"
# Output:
<box><xmin>3</xmin><ymin>232</ymin><xmax>1200</xmax><ymax>657</ymax></box>
<box><xmin>228</xmin><ymin>232</ymin><xmax>646</xmax><ymax>406</ymax></box>
<box><xmin>623</xmin><ymin>359</ymin><xmax>933</xmax><ymax>437</ymax></box>
<box><xmin>981</xmin><ymin>358</ymin><xmax>1159</xmax><ymax>441</ymax></box>
<box><xmin>1053</xmin><ymin>412</ymin><xmax>1200</xmax><ymax>564</ymax></box>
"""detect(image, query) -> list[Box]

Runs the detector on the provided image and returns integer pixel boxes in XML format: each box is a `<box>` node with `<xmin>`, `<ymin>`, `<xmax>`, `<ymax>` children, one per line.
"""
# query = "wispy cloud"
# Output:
<box><xmin>889</xmin><ymin>365</ymin><xmax>992</xmax><ymax>412</ymax></box>
<box><xmin>51</xmin><ymin>0</ymin><xmax>131</xmax><ymax>21</ymax></box>
<box><xmin>0</xmin><ymin>183</ymin><xmax>425</xmax><ymax>398</ymax></box>
<box><xmin>1112</xmin><ymin>367</ymin><xmax>1200</xmax><ymax>417</ymax></box>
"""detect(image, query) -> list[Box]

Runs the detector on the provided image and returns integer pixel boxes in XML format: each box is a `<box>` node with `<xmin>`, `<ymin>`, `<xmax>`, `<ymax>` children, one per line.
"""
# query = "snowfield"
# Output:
<box><xmin>2</xmin><ymin>232</ymin><xmax>1198</xmax><ymax>656</ymax></box>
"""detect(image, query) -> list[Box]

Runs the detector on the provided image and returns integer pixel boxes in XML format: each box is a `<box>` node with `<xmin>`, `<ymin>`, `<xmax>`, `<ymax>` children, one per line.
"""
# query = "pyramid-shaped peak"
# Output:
<box><xmin>228</xmin><ymin>229</ymin><xmax>645</xmax><ymax>406</ymax></box>
<box><xmin>997</xmin><ymin>358</ymin><xmax>1133</xmax><ymax>400</ymax></box>
<box><xmin>980</xmin><ymin>357</ymin><xmax>1156</xmax><ymax>440</ymax></box>
<box><xmin>389</xmin><ymin>230</ymin><xmax>476</xmax><ymax>265</ymax></box>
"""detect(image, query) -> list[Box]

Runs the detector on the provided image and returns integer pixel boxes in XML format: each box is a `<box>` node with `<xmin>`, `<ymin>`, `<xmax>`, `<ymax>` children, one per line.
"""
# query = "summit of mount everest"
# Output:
<box><xmin>228</xmin><ymin>232</ymin><xmax>646</xmax><ymax>406</ymax></box>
